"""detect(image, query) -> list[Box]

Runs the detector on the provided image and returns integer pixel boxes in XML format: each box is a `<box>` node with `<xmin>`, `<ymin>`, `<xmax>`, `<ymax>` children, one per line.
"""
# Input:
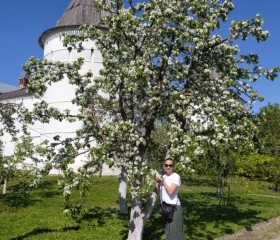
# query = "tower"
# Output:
<box><xmin>39</xmin><ymin>0</ymin><xmax>117</xmax><ymax>174</ymax></box>
<box><xmin>37</xmin><ymin>0</ymin><xmax>107</xmax><ymax>143</ymax></box>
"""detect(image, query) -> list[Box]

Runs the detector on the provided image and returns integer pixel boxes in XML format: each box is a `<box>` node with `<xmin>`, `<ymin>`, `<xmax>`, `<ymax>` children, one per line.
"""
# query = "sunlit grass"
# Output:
<box><xmin>0</xmin><ymin>175</ymin><xmax>280</xmax><ymax>240</ymax></box>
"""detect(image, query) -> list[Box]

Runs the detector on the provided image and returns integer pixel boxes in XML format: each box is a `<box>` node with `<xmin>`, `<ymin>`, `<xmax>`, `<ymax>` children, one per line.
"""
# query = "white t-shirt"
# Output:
<box><xmin>160</xmin><ymin>172</ymin><xmax>181</xmax><ymax>205</ymax></box>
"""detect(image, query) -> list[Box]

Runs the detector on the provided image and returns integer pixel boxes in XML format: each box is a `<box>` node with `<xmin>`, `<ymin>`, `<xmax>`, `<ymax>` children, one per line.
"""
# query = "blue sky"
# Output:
<box><xmin>0</xmin><ymin>0</ymin><xmax>279</xmax><ymax>113</ymax></box>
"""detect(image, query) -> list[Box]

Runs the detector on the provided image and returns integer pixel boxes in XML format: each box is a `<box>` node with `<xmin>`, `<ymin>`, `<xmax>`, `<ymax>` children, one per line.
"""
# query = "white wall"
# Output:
<box><xmin>0</xmin><ymin>26</ymin><xmax>120</xmax><ymax>176</ymax></box>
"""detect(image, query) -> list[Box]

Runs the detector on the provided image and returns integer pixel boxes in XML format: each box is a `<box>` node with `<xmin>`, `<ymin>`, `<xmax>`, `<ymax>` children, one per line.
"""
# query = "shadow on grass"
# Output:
<box><xmin>80</xmin><ymin>206</ymin><xmax>119</xmax><ymax>224</ymax></box>
<box><xmin>144</xmin><ymin>192</ymin><xmax>266</xmax><ymax>240</ymax></box>
<box><xmin>79</xmin><ymin>206</ymin><xmax>129</xmax><ymax>239</ymax></box>
<box><xmin>0</xmin><ymin>180</ymin><xmax>61</xmax><ymax>209</ymax></box>
<box><xmin>0</xmin><ymin>193</ymin><xmax>129</xmax><ymax>239</ymax></box>
<box><xmin>10</xmin><ymin>226</ymin><xmax>80</xmax><ymax>240</ymax></box>
<box><xmin>36</xmin><ymin>189</ymin><xmax>61</xmax><ymax>198</ymax></box>
<box><xmin>6</xmin><ymin>206</ymin><xmax>128</xmax><ymax>240</ymax></box>
<box><xmin>181</xmin><ymin>192</ymin><xmax>265</xmax><ymax>240</ymax></box>
<box><xmin>0</xmin><ymin>192</ymin><xmax>39</xmax><ymax>208</ymax></box>
<box><xmin>35</xmin><ymin>180</ymin><xmax>62</xmax><ymax>198</ymax></box>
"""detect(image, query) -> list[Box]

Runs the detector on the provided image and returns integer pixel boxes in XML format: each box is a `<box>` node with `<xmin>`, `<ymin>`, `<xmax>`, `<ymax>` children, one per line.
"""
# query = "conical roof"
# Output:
<box><xmin>39</xmin><ymin>0</ymin><xmax>109</xmax><ymax>48</ymax></box>
<box><xmin>55</xmin><ymin>0</ymin><xmax>109</xmax><ymax>27</ymax></box>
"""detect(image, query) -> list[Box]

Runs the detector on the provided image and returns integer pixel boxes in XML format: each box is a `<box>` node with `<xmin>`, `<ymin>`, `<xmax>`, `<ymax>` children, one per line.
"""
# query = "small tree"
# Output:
<box><xmin>21</xmin><ymin>1</ymin><xmax>279</xmax><ymax>239</ymax></box>
<box><xmin>0</xmin><ymin>135</ymin><xmax>48</xmax><ymax>195</ymax></box>
<box><xmin>0</xmin><ymin>102</ymin><xmax>51</xmax><ymax>195</ymax></box>
<box><xmin>0</xmin><ymin>141</ymin><xmax>11</xmax><ymax>194</ymax></box>
<box><xmin>0</xmin><ymin>102</ymin><xmax>23</xmax><ymax>194</ymax></box>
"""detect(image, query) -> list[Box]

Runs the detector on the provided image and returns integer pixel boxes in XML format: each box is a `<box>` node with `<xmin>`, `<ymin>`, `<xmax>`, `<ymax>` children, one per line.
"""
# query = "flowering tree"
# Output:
<box><xmin>0</xmin><ymin>103</ymin><xmax>24</xmax><ymax>194</ymax></box>
<box><xmin>21</xmin><ymin>0</ymin><xmax>279</xmax><ymax>239</ymax></box>
<box><xmin>0</xmin><ymin>103</ymin><xmax>48</xmax><ymax>194</ymax></box>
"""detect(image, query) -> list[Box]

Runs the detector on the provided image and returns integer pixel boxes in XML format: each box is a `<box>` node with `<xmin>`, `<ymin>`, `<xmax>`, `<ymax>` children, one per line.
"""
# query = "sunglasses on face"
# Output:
<box><xmin>164</xmin><ymin>164</ymin><xmax>173</xmax><ymax>168</ymax></box>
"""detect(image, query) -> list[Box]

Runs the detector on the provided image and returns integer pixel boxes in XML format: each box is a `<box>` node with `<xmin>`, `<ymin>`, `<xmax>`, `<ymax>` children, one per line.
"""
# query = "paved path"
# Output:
<box><xmin>215</xmin><ymin>216</ymin><xmax>280</xmax><ymax>240</ymax></box>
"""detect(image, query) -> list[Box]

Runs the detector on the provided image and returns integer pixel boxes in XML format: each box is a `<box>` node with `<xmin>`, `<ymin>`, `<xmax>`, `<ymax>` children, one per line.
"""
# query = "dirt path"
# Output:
<box><xmin>215</xmin><ymin>216</ymin><xmax>280</xmax><ymax>240</ymax></box>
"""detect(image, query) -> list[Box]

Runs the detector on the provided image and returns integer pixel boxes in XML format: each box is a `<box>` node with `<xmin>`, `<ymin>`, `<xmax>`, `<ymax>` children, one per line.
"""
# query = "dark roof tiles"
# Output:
<box><xmin>39</xmin><ymin>0</ymin><xmax>109</xmax><ymax>48</ymax></box>
<box><xmin>55</xmin><ymin>0</ymin><xmax>109</xmax><ymax>27</ymax></box>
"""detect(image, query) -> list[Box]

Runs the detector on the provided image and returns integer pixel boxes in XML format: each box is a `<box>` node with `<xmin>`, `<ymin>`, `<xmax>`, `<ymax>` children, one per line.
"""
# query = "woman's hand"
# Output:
<box><xmin>155</xmin><ymin>176</ymin><xmax>163</xmax><ymax>183</ymax></box>
<box><xmin>154</xmin><ymin>175</ymin><xmax>162</xmax><ymax>191</ymax></box>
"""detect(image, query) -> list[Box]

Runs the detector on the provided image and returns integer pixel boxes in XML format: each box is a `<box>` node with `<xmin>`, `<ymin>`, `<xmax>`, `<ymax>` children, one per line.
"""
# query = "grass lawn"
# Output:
<box><xmin>0</xmin><ymin>175</ymin><xmax>280</xmax><ymax>240</ymax></box>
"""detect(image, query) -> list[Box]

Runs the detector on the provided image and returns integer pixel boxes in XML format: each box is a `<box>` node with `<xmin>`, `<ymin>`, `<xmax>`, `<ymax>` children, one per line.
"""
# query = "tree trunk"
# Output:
<box><xmin>216</xmin><ymin>153</ymin><xmax>223</xmax><ymax>199</ymax></box>
<box><xmin>216</xmin><ymin>172</ymin><xmax>223</xmax><ymax>198</ymax></box>
<box><xmin>118</xmin><ymin>166</ymin><xmax>128</xmax><ymax>215</ymax></box>
<box><xmin>276</xmin><ymin>181</ymin><xmax>280</xmax><ymax>192</ymax></box>
<box><xmin>127</xmin><ymin>188</ymin><xmax>158</xmax><ymax>240</ymax></box>
<box><xmin>127</xmin><ymin>198</ymin><xmax>144</xmax><ymax>240</ymax></box>
<box><xmin>3</xmin><ymin>178</ymin><xmax>7</xmax><ymax>194</ymax></box>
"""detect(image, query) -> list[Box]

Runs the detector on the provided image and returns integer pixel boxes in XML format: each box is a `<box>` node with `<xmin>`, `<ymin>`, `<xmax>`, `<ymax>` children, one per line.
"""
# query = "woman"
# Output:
<box><xmin>156</xmin><ymin>157</ymin><xmax>185</xmax><ymax>240</ymax></box>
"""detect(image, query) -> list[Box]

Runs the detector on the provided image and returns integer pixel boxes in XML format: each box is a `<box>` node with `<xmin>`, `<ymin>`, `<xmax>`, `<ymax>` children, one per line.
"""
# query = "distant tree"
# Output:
<box><xmin>257</xmin><ymin>103</ymin><xmax>280</xmax><ymax>190</ymax></box>
<box><xmin>192</xmin><ymin>144</ymin><xmax>248</xmax><ymax>200</ymax></box>
<box><xmin>18</xmin><ymin>0</ymin><xmax>280</xmax><ymax>239</ymax></box>
<box><xmin>235</xmin><ymin>152</ymin><xmax>274</xmax><ymax>180</ymax></box>
<box><xmin>258</xmin><ymin>103</ymin><xmax>280</xmax><ymax>158</ymax></box>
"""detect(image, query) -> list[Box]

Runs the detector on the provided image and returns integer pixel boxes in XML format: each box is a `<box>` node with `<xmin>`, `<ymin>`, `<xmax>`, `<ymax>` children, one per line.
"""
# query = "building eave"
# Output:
<box><xmin>0</xmin><ymin>88</ymin><xmax>27</xmax><ymax>101</ymax></box>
